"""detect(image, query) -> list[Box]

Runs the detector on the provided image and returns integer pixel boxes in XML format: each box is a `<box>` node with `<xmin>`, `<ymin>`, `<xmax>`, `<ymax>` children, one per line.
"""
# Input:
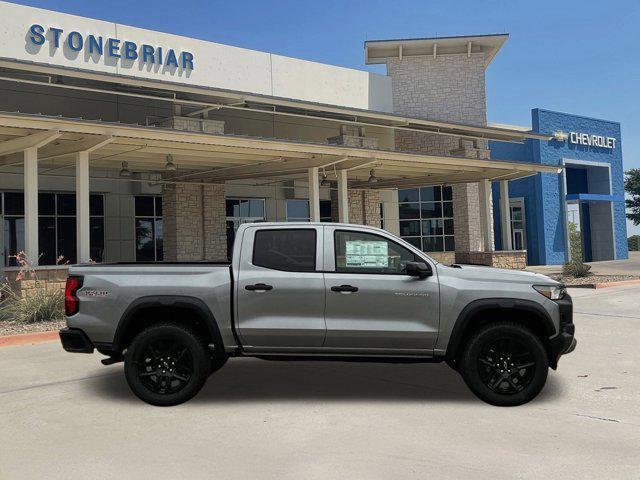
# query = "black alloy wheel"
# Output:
<box><xmin>477</xmin><ymin>337</ymin><xmax>536</xmax><ymax>394</ymax></box>
<box><xmin>137</xmin><ymin>338</ymin><xmax>194</xmax><ymax>395</ymax></box>
<box><xmin>460</xmin><ymin>322</ymin><xmax>549</xmax><ymax>406</ymax></box>
<box><xmin>124</xmin><ymin>323</ymin><xmax>211</xmax><ymax>406</ymax></box>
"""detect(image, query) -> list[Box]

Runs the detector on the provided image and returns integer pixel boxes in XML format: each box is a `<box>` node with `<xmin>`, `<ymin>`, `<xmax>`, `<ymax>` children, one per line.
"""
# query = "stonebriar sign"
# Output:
<box><xmin>28</xmin><ymin>24</ymin><xmax>195</xmax><ymax>70</ymax></box>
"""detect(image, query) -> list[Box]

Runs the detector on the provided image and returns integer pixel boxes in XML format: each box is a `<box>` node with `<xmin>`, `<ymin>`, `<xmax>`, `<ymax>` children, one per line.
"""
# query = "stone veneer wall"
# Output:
<box><xmin>4</xmin><ymin>267</ymin><xmax>69</xmax><ymax>295</ymax></box>
<box><xmin>163</xmin><ymin>183</ymin><xmax>227</xmax><ymax>262</ymax></box>
<box><xmin>387</xmin><ymin>53</ymin><xmax>491</xmax><ymax>256</ymax></box>
<box><xmin>456</xmin><ymin>250</ymin><xmax>527</xmax><ymax>270</ymax></box>
<box><xmin>203</xmin><ymin>184</ymin><xmax>228</xmax><ymax>261</ymax></box>
<box><xmin>427</xmin><ymin>252</ymin><xmax>456</xmax><ymax>265</ymax></box>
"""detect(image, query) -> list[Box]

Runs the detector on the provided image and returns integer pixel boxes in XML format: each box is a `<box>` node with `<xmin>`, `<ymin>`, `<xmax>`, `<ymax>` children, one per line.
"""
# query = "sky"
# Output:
<box><xmin>8</xmin><ymin>0</ymin><xmax>640</xmax><ymax>234</ymax></box>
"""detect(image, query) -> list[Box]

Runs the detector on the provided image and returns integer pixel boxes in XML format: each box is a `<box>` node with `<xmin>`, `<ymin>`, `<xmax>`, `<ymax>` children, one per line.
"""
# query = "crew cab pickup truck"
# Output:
<box><xmin>60</xmin><ymin>222</ymin><xmax>576</xmax><ymax>406</ymax></box>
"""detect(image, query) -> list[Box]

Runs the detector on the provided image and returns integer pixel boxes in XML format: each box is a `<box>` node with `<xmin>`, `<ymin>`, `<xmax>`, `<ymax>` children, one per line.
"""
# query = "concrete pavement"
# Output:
<box><xmin>527</xmin><ymin>251</ymin><xmax>640</xmax><ymax>276</ymax></box>
<box><xmin>1</xmin><ymin>285</ymin><xmax>639</xmax><ymax>479</ymax></box>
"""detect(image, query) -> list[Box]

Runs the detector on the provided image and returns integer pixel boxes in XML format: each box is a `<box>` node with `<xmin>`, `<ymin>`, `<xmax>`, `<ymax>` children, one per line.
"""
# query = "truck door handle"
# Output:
<box><xmin>245</xmin><ymin>283</ymin><xmax>273</xmax><ymax>291</ymax></box>
<box><xmin>331</xmin><ymin>284</ymin><xmax>359</xmax><ymax>293</ymax></box>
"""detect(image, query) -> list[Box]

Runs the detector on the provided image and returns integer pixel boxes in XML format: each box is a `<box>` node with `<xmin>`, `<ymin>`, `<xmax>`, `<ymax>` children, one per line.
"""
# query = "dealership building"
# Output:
<box><xmin>0</xmin><ymin>1</ymin><xmax>628</xmax><ymax>287</ymax></box>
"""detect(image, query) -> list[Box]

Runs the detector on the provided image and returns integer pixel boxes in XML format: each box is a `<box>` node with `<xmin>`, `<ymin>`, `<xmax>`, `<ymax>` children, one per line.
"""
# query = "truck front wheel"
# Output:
<box><xmin>460</xmin><ymin>322</ymin><xmax>549</xmax><ymax>406</ymax></box>
<box><xmin>124</xmin><ymin>323</ymin><xmax>210</xmax><ymax>406</ymax></box>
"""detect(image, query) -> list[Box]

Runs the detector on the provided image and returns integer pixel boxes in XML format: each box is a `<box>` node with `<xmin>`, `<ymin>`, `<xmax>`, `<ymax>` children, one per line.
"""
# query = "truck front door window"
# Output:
<box><xmin>335</xmin><ymin>231</ymin><xmax>417</xmax><ymax>274</ymax></box>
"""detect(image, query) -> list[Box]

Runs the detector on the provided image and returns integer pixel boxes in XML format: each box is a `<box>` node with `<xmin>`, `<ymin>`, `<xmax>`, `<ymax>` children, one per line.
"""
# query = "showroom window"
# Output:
<box><xmin>226</xmin><ymin>198</ymin><xmax>266</xmax><ymax>260</ymax></box>
<box><xmin>1</xmin><ymin>192</ymin><xmax>105</xmax><ymax>266</ymax></box>
<box><xmin>397</xmin><ymin>186</ymin><xmax>455</xmax><ymax>253</ymax></box>
<box><xmin>285</xmin><ymin>199</ymin><xmax>332</xmax><ymax>222</ymax></box>
<box><xmin>135</xmin><ymin>196</ymin><xmax>163</xmax><ymax>262</ymax></box>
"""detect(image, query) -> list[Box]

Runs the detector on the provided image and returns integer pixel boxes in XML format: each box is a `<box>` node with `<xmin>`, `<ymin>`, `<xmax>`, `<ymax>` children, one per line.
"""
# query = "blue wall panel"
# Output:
<box><xmin>490</xmin><ymin>108</ymin><xmax>627</xmax><ymax>265</ymax></box>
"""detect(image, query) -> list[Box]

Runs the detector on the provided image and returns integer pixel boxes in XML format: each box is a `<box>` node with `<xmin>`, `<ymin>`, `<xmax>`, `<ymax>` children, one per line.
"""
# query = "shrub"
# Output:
<box><xmin>562</xmin><ymin>260</ymin><xmax>592</xmax><ymax>278</ymax></box>
<box><xmin>0</xmin><ymin>251</ymin><xmax>64</xmax><ymax>323</ymax></box>
<box><xmin>0</xmin><ymin>283</ymin><xmax>64</xmax><ymax>323</ymax></box>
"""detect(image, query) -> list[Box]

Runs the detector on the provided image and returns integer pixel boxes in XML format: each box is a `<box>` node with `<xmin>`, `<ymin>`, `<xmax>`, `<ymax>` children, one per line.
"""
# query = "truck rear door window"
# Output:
<box><xmin>253</xmin><ymin>229</ymin><xmax>316</xmax><ymax>272</ymax></box>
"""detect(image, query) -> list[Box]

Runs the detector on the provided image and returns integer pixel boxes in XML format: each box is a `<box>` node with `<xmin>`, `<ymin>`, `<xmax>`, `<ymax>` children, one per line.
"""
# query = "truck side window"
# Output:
<box><xmin>253</xmin><ymin>229</ymin><xmax>316</xmax><ymax>272</ymax></box>
<box><xmin>334</xmin><ymin>230</ymin><xmax>418</xmax><ymax>274</ymax></box>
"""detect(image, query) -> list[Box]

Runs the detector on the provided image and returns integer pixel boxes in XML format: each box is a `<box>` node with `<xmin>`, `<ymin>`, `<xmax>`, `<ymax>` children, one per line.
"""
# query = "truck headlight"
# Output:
<box><xmin>533</xmin><ymin>285</ymin><xmax>566</xmax><ymax>300</ymax></box>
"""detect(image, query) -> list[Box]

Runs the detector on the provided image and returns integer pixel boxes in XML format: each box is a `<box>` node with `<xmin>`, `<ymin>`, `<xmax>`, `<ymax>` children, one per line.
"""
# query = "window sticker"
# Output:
<box><xmin>345</xmin><ymin>240</ymin><xmax>389</xmax><ymax>267</ymax></box>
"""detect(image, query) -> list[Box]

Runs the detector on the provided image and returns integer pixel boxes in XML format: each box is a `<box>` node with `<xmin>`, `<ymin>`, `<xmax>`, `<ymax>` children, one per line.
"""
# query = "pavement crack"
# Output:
<box><xmin>574</xmin><ymin>311</ymin><xmax>640</xmax><ymax>320</ymax></box>
<box><xmin>575</xmin><ymin>413</ymin><xmax>620</xmax><ymax>423</ymax></box>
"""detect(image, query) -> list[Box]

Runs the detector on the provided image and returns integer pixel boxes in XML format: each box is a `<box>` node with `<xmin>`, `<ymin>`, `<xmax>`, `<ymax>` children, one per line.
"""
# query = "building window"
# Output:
<box><xmin>135</xmin><ymin>196</ymin><xmax>163</xmax><ymax>262</ymax></box>
<box><xmin>1</xmin><ymin>192</ymin><xmax>104</xmax><ymax>266</ymax></box>
<box><xmin>226</xmin><ymin>198</ymin><xmax>266</xmax><ymax>260</ymax></box>
<box><xmin>397</xmin><ymin>186</ymin><xmax>455</xmax><ymax>253</ymax></box>
<box><xmin>285</xmin><ymin>199</ymin><xmax>332</xmax><ymax>222</ymax></box>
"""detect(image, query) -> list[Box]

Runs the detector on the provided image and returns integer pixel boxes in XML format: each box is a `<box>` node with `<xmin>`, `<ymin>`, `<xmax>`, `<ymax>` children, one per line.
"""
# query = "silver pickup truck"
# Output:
<box><xmin>60</xmin><ymin>222</ymin><xmax>575</xmax><ymax>407</ymax></box>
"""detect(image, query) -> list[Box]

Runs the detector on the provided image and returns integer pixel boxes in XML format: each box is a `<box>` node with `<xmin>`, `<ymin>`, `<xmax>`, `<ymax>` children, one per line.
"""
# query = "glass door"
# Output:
<box><xmin>509</xmin><ymin>199</ymin><xmax>527</xmax><ymax>251</ymax></box>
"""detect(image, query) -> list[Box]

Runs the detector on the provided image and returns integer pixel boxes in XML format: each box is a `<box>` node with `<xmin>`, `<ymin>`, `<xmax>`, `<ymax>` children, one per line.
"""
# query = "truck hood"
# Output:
<box><xmin>436</xmin><ymin>263</ymin><xmax>560</xmax><ymax>286</ymax></box>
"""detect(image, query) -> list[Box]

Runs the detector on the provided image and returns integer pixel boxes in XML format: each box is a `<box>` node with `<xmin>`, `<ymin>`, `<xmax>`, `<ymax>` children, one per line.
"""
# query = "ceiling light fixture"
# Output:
<box><xmin>165</xmin><ymin>154</ymin><xmax>177</xmax><ymax>171</ymax></box>
<box><xmin>119</xmin><ymin>161</ymin><xmax>132</xmax><ymax>177</ymax></box>
<box><xmin>367</xmin><ymin>169</ymin><xmax>378</xmax><ymax>184</ymax></box>
<box><xmin>320</xmin><ymin>172</ymin><xmax>330</xmax><ymax>187</ymax></box>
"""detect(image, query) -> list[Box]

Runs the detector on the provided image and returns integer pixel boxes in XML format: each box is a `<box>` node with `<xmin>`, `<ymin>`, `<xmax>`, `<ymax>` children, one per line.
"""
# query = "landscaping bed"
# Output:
<box><xmin>0</xmin><ymin>319</ymin><xmax>65</xmax><ymax>337</ymax></box>
<box><xmin>549</xmin><ymin>274</ymin><xmax>640</xmax><ymax>287</ymax></box>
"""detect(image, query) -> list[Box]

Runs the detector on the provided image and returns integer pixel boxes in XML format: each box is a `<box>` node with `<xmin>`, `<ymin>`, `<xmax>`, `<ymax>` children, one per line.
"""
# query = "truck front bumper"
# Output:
<box><xmin>59</xmin><ymin>328</ymin><xmax>94</xmax><ymax>353</ymax></box>
<box><xmin>549</xmin><ymin>293</ymin><xmax>576</xmax><ymax>365</ymax></box>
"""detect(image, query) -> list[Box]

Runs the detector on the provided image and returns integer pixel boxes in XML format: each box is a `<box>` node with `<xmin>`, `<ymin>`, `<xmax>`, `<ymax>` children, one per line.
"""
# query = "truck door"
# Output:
<box><xmin>322</xmin><ymin>227</ymin><xmax>439</xmax><ymax>352</ymax></box>
<box><xmin>236</xmin><ymin>226</ymin><xmax>326</xmax><ymax>349</ymax></box>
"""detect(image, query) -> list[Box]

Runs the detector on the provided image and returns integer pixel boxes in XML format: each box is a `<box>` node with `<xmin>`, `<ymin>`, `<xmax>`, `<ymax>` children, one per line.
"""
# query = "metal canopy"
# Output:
<box><xmin>0</xmin><ymin>111</ymin><xmax>560</xmax><ymax>189</ymax></box>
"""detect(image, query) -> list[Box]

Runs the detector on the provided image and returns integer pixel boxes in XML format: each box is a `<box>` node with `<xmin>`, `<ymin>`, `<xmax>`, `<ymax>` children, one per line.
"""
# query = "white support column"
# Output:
<box><xmin>499</xmin><ymin>180</ymin><xmax>513</xmax><ymax>251</ymax></box>
<box><xmin>308</xmin><ymin>167</ymin><xmax>320</xmax><ymax>222</ymax></box>
<box><xmin>76</xmin><ymin>151</ymin><xmax>91</xmax><ymax>263</ymax></box>
<box><xmin>337</xmin><ymin>169</ymin><xmax>349</xmax><ymax>223</ymax></box>
<box><xmin>23</xmin><ymin>147</ymin><xmax>39</xmax><ymax>264</ymax></box>
<box><xmin>478</xmin><ymin>179</ymin><xmax>494</xmax><ymax>252</ymax></box>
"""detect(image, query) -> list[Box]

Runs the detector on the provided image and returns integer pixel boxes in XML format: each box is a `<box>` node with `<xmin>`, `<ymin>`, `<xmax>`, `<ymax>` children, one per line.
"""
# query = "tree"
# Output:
<box><xmin>629</xmin><ymin>235</ymin><xmax>640</xmax><ymax>252</ymax></box>
<box><xmin>625</xmin><ymin>169</ymin><xmax>640</xmax><ymax>225</ymax></box>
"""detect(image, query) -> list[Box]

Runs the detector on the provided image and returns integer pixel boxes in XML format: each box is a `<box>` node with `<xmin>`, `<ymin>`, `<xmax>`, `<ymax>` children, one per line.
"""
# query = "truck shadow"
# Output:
<box><xmin>88</xmin><ymin>357</ymin><xmax>564</xmax><ymax>405</ymax></box>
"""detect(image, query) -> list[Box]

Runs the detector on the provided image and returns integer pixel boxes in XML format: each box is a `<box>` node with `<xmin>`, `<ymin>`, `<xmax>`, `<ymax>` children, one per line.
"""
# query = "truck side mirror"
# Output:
<box><xmin>405</xmin><ymin>261</ymin><xmax>432</xmax><ymax>278</ymax></box>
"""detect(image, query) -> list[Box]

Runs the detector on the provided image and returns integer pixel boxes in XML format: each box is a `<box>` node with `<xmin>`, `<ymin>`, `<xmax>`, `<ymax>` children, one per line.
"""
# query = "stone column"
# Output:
<box><xmin>162</xmin><ymin>183</ymin><xmax>205</xmax><ymax>261</ymax></box>
<box><xmin>452</xmin><ymin>183</ymin><xmax>482</xmax><ymax>254</ymax></box>
<box><xmin>344</xmin><ymin>190</ymin><xmax>381</xmax><ymax>227</ymax></box>
<box><xmin>163</xmin><ymin>182</ymin><xmax>227</xmax><ymax>262</ymax></box>
<box><xmin>348</xmin><ymin>190</ymin><xmax>364</xmax><ymax>224</ymax></box>
<box><xmin>203</xmin><ymin>184</ymin><xmax>227</xmax><ymax>261</ymax></box>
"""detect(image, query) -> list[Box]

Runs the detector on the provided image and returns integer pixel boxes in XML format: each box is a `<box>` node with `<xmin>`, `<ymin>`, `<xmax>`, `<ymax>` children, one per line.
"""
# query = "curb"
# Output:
<box><xmin>566</xmin><ymin>279</ymin><xmax>640</xmax><ymax>289</ymax></box>
<box><xmin>0</xmin><ymin>330</ymin><xmax>59</xmax><ymax>348</ymax></box>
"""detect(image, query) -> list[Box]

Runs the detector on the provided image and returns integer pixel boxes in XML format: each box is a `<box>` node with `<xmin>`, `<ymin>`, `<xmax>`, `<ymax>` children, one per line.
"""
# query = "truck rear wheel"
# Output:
<box><xmin>460</xmin><ymin>322</ymin><xmax>549</xmax><ymax>406</ymax></box>
<box><xmin>124</xmin><ymin>323</ymin><xmax>210</xmax><ymax>406</ymax></box>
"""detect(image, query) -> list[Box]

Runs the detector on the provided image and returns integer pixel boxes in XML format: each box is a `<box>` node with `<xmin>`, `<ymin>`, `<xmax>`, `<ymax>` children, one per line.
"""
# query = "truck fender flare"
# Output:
<box><xmin>445</xmin><ymin>298</ymin><xmax>555</xmax><ymax>365</ymax></box>
<box><xmin>112</xmin><ymin>295</ymin><xmax>224</xmax><ymax>352</ymax></box>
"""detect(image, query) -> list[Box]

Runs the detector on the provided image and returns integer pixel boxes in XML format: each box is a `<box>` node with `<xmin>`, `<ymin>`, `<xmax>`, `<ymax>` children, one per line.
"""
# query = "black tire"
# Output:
<box><xmin>124</xmin><ymin>323</ymin><xmax>210</xmax><ymax>406</ymax></box>
<box><xmin>460</xmin><ymin>322</ymin><xmax>549</xmax><ymax>407</ymax></box>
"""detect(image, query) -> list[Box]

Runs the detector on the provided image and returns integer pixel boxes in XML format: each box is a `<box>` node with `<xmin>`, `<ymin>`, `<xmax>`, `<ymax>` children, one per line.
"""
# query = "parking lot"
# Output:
<box><xmin>1</xmin><ymin>285</ymin><xmax>639</xmax><ymax>479</ymax></box>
